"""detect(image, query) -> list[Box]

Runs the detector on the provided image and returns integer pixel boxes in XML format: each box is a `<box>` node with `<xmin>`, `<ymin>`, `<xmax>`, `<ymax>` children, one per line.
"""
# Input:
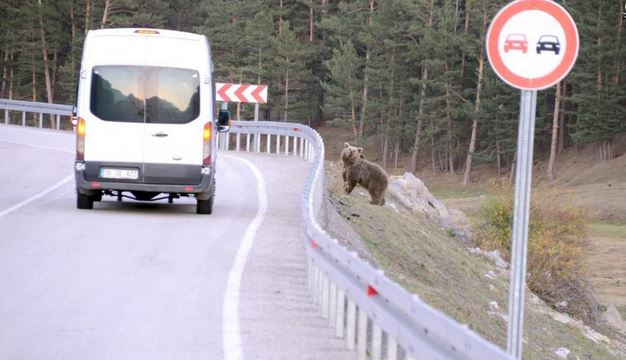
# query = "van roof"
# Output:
<box><xmin>88</xmin><ymin>28</ymin><xmax>205</xmax><ymax>42</ymax></box>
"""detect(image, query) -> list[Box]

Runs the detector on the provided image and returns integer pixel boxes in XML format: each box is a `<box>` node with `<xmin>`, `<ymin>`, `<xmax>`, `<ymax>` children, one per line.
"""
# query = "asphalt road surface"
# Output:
<box><xmin>0</xmin><ymin>125</ymin><xmax>354</xmax><ymax>360</ymax></box>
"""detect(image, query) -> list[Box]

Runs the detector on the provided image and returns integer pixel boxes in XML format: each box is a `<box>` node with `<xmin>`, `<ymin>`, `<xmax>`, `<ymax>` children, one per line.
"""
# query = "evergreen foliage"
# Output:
<box><xmin>0</xmin><ymin>0</ymin><xmax>624</xmax><ymax>177</ymax></box>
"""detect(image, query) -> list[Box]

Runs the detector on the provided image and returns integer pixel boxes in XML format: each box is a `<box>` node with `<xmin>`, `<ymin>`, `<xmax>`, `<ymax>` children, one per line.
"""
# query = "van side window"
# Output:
<box><xmin>90</xmin><ymin>66</ymin><xmax>199</xmax><ymax>124</ymax></box>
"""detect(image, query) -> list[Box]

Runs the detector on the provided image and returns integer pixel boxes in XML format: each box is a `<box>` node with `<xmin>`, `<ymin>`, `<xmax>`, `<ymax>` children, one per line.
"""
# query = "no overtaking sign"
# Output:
<box><xmin>486</xmin><ymin>0</ymin><xmax>579</xmax><ymax>90</ymax></box>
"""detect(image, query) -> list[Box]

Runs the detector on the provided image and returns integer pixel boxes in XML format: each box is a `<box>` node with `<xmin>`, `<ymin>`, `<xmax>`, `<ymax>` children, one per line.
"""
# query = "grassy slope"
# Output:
<box><xmin>328</xmin><ymin>186</ymin><xmax>623</xmax><ymax>359</ymax></box>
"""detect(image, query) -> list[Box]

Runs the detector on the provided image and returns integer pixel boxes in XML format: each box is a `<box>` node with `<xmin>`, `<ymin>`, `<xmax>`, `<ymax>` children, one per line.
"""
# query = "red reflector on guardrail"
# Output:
<box><xmin>311</xmin><ymin>240</ymin><xmax>320</xmax><ymax>249</ymax></box>
<box><xmin>367</xmin><ymin>285</ymin><xmax>378</xmax><ymax>297</ymax></box>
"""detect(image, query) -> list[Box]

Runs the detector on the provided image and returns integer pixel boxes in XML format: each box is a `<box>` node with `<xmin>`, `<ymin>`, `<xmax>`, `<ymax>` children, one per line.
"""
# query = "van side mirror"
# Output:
<box><xmin>217</xmin><ymin>108</ymin><xmax>230</xmax><ymax>132</ymax></box>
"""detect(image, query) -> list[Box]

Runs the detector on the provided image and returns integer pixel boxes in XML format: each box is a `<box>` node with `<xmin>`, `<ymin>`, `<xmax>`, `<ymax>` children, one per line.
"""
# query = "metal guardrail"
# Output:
<box><xmin>1</xmin><ymin>98</ymin><xmax>513</xmax><ymax>360</ymax></box>
<box><xmin>219</xmin><ymin>121</ymin><xmax>512</xmax><ymax>360</ymax></box>
<box><xmin>0</xmin><ymin>98</ymin><xmax>73</xmax><ymax>130</ymax></box>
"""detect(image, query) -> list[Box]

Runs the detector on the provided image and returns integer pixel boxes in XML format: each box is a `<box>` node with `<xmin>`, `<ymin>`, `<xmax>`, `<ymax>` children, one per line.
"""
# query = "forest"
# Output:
<box><xmin>0</xmin><ymin>0</ymin><xmax>624</xmax><ymax>183</ymax></box>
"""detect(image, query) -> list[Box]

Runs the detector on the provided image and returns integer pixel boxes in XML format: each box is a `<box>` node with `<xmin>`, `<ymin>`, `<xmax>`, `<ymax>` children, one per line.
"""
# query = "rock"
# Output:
<box><xmin>386</xmin><ymin>172</ymin><xmax>473</xmax><ymax>241</ymax></box>
<box><xmin>555</xmin><ymin>347</ymin><xmax>570</xmax><ymax>358</ymax></box>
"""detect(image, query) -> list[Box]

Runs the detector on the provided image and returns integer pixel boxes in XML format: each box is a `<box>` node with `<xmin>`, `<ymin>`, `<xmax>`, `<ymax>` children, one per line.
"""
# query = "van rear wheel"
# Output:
<box><xmin>196</xmin><ymin>196</ymin><xmax>213</xmax><ymax>215</ymax></box>
<box><xmin>77</xmin><ymin>192</ymin><xmax>94</xmax><ymax>210</ymax></box>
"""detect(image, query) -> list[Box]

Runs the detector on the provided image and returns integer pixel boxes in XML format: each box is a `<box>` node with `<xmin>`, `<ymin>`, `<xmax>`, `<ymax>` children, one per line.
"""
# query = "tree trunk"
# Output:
<box><xmin>496</xmin><ymin>139</ymin><xmax>502</xmax><ymax>176</ymax></box>
<box><xmin>547</xmin><ymin>81</ymin><xmax>561</xmax><ymax>181</ymax></box>
<box><xmin>462</xmin><ymin>52</ymin><xmax>484</xmax><ymax>186</ymax></box>
<box><xmin>283</xmin><ymin>59</ymin><xmax>289</xmax><ymax>121</ymax></box>
<box><xmin>357</xmin><ymin>0</ymin><xmax>375</xmax><ymax>139</ymax></box>
<box><xmin>8</xmin><ymin>52</ymin><xmax>13</xmax><ymax>100</ymax></box>
<box><xmin>409</xmin><ymin>0</ymin><xmax>433</xmax><ymax>174</ymax></box>
<box><xmin>445</xmin><ymin>63</ymin><xmax>455</xmax><ymax>175</ymax></box>
<box><xmin>382</xmin><ymin>131</ymin><xmax>388</xmax><ymax>169</ymax></box>
<box><xmin>394</xmin><ymin>140</ymin><xmax>399</xmax><ymax>168</ymax></box>
<box><xmin>32</xmin><ymin>49</ymin><xmax>37</xmax><ymax>122</ymax></box>
<box><xmin>431</xmin><ymin>130</ymin><xmax>436</xmax><ymax>174</ymax></box>
<box><xmin>409</xmin><ymin>65</ymin><xmax>427</xmax><ymax>174</ymax></box>
<box><xmin>37</xmin><ymin>0</ymin><xmax>54</xmax><ymax>106</ymax></box>
<box><xmin>278</xmin><ymin>0</ymin><xmax>283</xmax><ymax>35</ymax></box>
<box><xmin>509</xmin><ymin>153</ymin><xmax>516</xmax><ymax>184</ymax></box>
<box><xmin>85</xmin><ymin>0</ymin><xmax>92</xmax><ymax>34</ymax></box>
<box><xmin>462</xmin><ymin>5</ymin><xmax>486</xmax><ymax>186</ymax></box>
<box><xmin>101</xmin><ymin>0</ymin><xmax>111</xmax><ymax>28</ymax></box>
<box><xmin>70</xmin><ymin>4</ymin><xmax>76</xmax><ymax>72</ymax></box>
<box><xmin>1</xmin><ymin>49</ymin><xmax>8</xmax><ymax>97</ymax></box>
<box><xmin>614</xmin><ymin>0</ymin><xmax>624</xmax><ymax>85</ymax></box>
<box><xmin>459</xmin><ymin>0</ymin><xmax>471</xmax><ymax>83</ymax></box>
<box><xmin>309</xmin><ymin>0</ymin><xmax>314</xmax><ymax>42</ymax></box>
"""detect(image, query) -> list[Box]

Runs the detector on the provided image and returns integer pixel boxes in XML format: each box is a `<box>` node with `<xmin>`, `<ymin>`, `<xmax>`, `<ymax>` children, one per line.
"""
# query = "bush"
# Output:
<box><xmin>477</xmin><ymin>187</ymin><xmax>598</xmax><ymax>324</ymax></box>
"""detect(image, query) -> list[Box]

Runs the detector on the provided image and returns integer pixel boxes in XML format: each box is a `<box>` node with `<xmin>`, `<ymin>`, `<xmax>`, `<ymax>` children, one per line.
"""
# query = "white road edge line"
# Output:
<box><xmin>222</xmin><ymin>154</ymin><xmax>268</xmax><ymax>360</ymax></box>
<box><xmin>0</xmin><ymin>174</ymin><xmax>73</xmax><ymax>219</ymax></box>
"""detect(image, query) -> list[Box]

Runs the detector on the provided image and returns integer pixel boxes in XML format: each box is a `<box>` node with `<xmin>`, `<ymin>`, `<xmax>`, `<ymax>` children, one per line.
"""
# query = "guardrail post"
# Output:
<box><xmin>321</xmin><ymin>274</ymin><xmax>330</xmax><ymax>319</ymax></box>
<box><xmin>236</xmin><ymin>133</ymin><xmax>241</xmax><ymax>151</ymax></box>
<box><xmin>387</xmin><ymin>337</ymin><xmax>398</xmax><ymax>360</ymax></box>
<box><xmin>266</xmin><ymin>134</ymin><xmax>271</xmax><ymax>154</ymax></box>
<box><xmin>372</xmin><ymin>324</ymin><xmax>382</xmax><ymax>360</ymax></box>
<box><xmin>285</xmin><ymin>136</ymin><xmax>289</xmax><ymax>155</ymax></box>
<box><xmin>56</xmin><ymin>115</ymin><xmax>60</xmax><ymax>130</ymax></box>
<box><xmin>336</xmin><ymin>289</ymin><xmax>345</xmax><ymax>338</ymax></box>
<box><xmin>38</xmin><ymin>113</ymin><xmax>43</xmax><ymax>128</ymax></box>
<box><xmin>346</xmin><ymin>299</ymin><xmax>356</xmax><ymax>350</ymax></box>
<box><xmin>246</xmin><ymin>133</ymin><xmax>251</xmax><ymax>152</ymax></box>
<box><xmin>329</xmin><ymin>282</ymin><xmax>337</xmax><ymax>328</ymax></box>
<box><xmin>357</xmin><ymin>308</ymin><xmax>367</xmax><ymax>360</ymax></box>
<box><xmin>4</xmin><ymin>109</ymin><xmax>8</xmax><ymax>124</ymax></box>
<box><xmin>21</xmin><ymin>111</ymin><xmax>26</xmax><ymax>126</ymax></box>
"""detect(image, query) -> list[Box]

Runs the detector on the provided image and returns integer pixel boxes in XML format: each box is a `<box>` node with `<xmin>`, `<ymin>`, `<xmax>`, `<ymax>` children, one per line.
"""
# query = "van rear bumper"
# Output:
<box><xmin>75</xmin><ymin>161</ymin><xmax>214</xmax><ymax>199</ymax></box>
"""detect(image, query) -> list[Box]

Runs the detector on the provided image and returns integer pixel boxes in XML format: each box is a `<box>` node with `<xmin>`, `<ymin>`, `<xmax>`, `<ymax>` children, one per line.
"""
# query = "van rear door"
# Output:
<box><xmin>85</xmin><ymin>36</ymin><xmax>146</xmax><ymax>167</ymax></box>
<box><xmin>142</xmin><ymin>37</ymin><xmax>205</xmax><ymax>185</ymax></box>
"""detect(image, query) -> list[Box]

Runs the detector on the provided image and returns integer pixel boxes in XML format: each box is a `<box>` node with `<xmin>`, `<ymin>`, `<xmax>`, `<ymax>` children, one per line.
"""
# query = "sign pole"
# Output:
<box><xmin>506</xmin><ymin>89</ymin><xmax>537</xmax><ymax>359</ymax></box>
<box><xmin>254</xmin><ymin>103</ymin><xmax>260</xmax><ymax>151</ymax></box>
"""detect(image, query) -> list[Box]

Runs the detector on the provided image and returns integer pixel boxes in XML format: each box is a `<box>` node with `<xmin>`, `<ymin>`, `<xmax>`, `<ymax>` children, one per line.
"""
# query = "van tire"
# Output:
<box><xmin>77</xmin><ymin>193</ymin><xmax>94</xmax><ymax>210</ymax></box>
<box><xmin>196</xmin><ymin>196</ymin><xmax>213</xmax><ymax>215</ymax></box>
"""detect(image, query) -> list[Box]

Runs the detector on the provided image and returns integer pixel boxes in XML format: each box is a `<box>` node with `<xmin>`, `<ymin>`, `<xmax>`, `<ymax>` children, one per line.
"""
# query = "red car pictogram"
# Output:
<box><xmin>504</xmin><ymin>33</ymin><xmax>528</xmax><ymax>53</ymax></box>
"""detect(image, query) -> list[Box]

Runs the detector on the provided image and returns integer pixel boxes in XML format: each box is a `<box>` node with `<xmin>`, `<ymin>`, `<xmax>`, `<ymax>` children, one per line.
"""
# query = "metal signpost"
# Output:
<box><xmin>485</xmin><ymin>0</ymin><xmax>579</xmax><ymax>358</ymax></box>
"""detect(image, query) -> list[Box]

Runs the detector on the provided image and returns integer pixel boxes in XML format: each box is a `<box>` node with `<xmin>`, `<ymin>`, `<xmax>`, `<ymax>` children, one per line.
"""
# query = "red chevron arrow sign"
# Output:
<box><xmin>216</xmin><ymin>83</ymin><xmax>268</xmax><ymax>104</ymax></box>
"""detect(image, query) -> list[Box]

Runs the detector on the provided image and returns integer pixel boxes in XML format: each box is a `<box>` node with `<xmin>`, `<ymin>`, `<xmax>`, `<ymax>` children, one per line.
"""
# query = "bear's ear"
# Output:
<box><xmin>357</xmin><ymin>147</ymin><xmax>363</xmax><ymax>153</ymax></box>
<box><xmin>344</xmin><ymin>142</ymin><xmax>350</xmax><ymax>148</ymax></box>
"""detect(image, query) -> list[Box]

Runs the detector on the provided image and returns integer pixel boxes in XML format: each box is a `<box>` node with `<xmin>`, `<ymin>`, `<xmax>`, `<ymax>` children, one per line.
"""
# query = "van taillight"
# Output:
<box><xmin>76</xmin><ymin>117</ymin><xmax>86</xmax><ymax>161</ymax></box>
<box><xmin>203</xmin><ymin>122</ymin><xmax>212</xmax><ymax>166</ymax></box>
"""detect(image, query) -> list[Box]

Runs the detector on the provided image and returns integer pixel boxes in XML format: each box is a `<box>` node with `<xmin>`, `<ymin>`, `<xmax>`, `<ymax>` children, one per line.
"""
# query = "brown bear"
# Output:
<box><xmin>340</xmin><ymin>143</ymin><xmax>389</xmax><ymax>206</ymax></box>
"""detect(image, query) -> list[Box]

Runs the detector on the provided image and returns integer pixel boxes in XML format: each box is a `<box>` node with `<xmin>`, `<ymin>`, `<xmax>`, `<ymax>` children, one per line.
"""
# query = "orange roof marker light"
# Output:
<box><xmin>134</xmin><ymin>29</ymin><xmax>160</xmax><ymax>35</ymax></box>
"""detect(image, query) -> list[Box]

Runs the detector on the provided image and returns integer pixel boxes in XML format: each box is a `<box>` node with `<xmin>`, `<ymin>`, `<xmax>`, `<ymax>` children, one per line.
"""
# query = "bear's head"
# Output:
<box><xmin>341</xmin><ymin>142</ymin><xmax>363</xmax><ymax>165</ymax></box>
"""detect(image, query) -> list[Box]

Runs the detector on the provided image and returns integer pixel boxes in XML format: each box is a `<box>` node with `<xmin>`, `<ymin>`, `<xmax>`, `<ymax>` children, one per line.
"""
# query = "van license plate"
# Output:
<box><xmin>100</xmin><ymin>168</ymin><xmax>139</xmax><ymax>180</ymax></box>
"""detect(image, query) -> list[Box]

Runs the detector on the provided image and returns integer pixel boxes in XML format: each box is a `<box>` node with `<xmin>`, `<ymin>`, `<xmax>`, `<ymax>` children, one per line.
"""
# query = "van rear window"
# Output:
<box><xmin>90</xmin><ymin>66</ymin><xmax>200</xmax><ymax>124</ymax></box>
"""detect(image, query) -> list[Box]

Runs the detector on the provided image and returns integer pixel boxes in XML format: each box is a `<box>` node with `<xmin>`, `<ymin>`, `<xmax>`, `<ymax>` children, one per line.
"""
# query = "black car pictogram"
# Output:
<box><xmin>536</xmin><ymin>35</ymin><xmax>560</xmax><ymax>55</ymax></box>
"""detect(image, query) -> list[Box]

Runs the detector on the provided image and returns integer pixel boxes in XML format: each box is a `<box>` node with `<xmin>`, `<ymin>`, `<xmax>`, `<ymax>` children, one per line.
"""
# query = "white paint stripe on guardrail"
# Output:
<box><xmin>222</xmin><ymin>154</ymin><xmax>268</xmax><ymax>360</ymax></box>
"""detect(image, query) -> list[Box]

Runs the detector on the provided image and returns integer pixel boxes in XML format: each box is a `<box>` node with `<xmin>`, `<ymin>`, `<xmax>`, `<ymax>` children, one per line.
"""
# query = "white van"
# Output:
<box><xmin>74</xmin><ymin>28</ymin><xmax>229</xmax><ymax>214</ymax></box>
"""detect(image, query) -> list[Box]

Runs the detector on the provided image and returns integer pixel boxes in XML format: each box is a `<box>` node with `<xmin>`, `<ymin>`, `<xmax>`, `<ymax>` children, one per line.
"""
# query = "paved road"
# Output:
<box><xmin>0</xmin><ymin>125</ymin><xmax>354</xmax><ymax>360</ymax></box>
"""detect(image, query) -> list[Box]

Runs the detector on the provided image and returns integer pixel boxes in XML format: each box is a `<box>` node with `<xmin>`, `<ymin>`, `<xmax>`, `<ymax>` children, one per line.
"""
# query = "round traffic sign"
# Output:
<box><xmin>486</xmin><ymin>0</ymin><xmax>579</xmax><ymax>90</ymax></box>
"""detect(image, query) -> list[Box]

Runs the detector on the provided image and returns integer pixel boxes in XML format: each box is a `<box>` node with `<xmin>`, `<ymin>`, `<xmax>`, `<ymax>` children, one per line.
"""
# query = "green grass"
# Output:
<box><xmin>588</xmin><ymin>222</ymin><xmax>626</xmax><ymax>239</ymax></box>
<box><xmin>327</xmin><ymin>187</ymin><xmax>625</xmax><ymax>359</ymax></box>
